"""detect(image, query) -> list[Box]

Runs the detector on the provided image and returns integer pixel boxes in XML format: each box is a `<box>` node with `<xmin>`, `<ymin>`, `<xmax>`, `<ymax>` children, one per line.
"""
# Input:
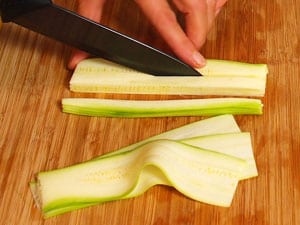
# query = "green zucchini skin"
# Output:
<box><xmin>62</xmin><ymin>98</ymin><xmax>263</xmax><ymax>118</ymax></box>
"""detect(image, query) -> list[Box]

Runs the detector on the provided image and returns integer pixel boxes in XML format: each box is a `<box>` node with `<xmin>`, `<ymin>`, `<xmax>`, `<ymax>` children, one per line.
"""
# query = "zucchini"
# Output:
<box><xmin>30</xmin><ymin>115</ymin><xmax>258</xmax><ymax>218</ymax></box>
<box><xmin>33</xmin><ymin>140</ymin><xmax>246</xmax><ymax>218</ymax></box>
<box><xmin>69</xmin><ymin>58</ymin><xmax>268</xmax><ymax>96</ymax></box>
<box><xmin>181</xmin><ymin>132</ymin><xmax>257</xmax><ymax>180</ymax></box>
<box><xmin>119</xmin><ymin>132</ymin><xmax>257</xmax><ymax>201</ymax></box>
<box><xmin>62</xmin><ymin>98</ymin><xmax>263</xmax><ymax>118</ymax></box>
<box><xmin>99</xmin><ymin>114</ymin><xmax>241</xmax><ymax>158</ymax></box>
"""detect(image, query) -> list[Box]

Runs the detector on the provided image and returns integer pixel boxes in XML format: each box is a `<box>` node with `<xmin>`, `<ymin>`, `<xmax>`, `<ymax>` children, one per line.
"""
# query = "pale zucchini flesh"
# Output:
<box><xmin>118</xmin><ymin>132</ymin><xmax>258</xmax><ymax>201</ymax></box>
<box><xmin>32</xmin><ymin>115</ymin><xmax>242</xmax><ymax>216</ymax></box>
<box><xmin>70</xmin><ymin>58</ymin><xmax>268</xmax><ymax>96</ymax></box>
<box><xmin>99</xmin><ymin>114</ymin><xmax>241</xmax><ymax>158</ymax></box>
<box><xmin>30</xmin><ymin>115</ymin><xmax>258</xmax><ymax>218</ymax></box>
<box><xmin>62</xmin><ymin>98</ymin><xmax>263</xmax><ymax>118</ymax></box>
<box><xmin>181</xmin><ymin>132</ymin><xmax>258</xmax><ymax>180</ymax></box>
<box><xmin>34</xmin><ymin>140</ymin><xmax>246</xmax><ymax>218</ymax></box>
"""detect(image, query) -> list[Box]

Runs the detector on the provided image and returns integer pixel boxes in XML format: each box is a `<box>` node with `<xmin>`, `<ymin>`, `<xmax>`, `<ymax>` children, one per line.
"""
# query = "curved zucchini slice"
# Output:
<box><xmin>30</xmin><ymin>115</ymin><xmax>258</xmax><ymax>218</ymax></box>
<box><xmin>33</xmin><ymin>140</ymin><xmax>246</xmax><ymax>218</ymax></box>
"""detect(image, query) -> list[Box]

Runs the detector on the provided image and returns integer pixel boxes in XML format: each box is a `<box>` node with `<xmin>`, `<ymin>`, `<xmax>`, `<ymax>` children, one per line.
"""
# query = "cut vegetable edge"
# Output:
<box><xmin>69</xmin><ymin>58</ymin><xmax>268</xmax><ymax>96</ymax></box>
<box><xmin>62</xmin><ymin>97</ymin><xmax>263</xmax><ymax>118</ymax></box>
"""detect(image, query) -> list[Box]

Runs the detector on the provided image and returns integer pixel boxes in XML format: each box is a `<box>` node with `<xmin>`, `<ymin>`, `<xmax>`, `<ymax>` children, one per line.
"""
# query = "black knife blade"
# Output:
<box><xmin>0</xmin><ymin>0</ymin><xmax>201</xmax><ymax>76</ymax></box>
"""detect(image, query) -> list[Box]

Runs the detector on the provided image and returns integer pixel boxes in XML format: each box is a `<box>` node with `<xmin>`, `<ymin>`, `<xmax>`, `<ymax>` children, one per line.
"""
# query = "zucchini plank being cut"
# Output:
<box><xmin>69</xmin><ymin>58</ymin><xmax>268</xmax><ymax>96</ymax></box>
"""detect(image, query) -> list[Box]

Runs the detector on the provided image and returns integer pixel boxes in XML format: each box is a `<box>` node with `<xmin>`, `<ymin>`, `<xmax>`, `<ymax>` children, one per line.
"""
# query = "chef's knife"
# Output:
<box><xmin>0</xmin><ymin>0</ymin><xmax>201</xmax><ymax>76</ymax></box>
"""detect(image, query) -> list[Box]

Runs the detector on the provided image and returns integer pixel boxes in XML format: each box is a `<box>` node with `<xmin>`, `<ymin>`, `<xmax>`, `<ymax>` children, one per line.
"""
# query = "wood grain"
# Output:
<box><xmin>0</xmin><ymin>0</ymin><xmax>299</xmax><ymax>224</ymax></box>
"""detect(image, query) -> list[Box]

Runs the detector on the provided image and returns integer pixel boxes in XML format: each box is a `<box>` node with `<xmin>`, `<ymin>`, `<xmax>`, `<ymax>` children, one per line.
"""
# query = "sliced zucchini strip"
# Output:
<box><xmin>62</xmin><ymin>98</ymin><xmax>263</xmax><ymax>118</ymax></box>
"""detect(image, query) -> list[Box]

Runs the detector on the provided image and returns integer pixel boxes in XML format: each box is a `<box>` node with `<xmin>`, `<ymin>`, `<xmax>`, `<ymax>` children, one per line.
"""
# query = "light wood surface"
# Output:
<box><xmin>1</xmin><ymin>0</ymin><xmax>299</xmax><ymax>224</ymax></box>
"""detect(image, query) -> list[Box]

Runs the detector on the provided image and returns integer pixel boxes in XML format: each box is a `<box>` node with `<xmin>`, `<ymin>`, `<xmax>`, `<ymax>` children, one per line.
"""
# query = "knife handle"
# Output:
<box><xmin>0</xmin><ymin>0</ymin><xmax>52</xmax><ymax>22</ymax></box>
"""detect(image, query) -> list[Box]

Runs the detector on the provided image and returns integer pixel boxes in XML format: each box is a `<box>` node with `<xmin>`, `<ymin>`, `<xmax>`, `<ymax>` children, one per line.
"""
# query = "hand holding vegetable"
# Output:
<box><xmin>68</xmin><ymin>0</ymin><xmax>228</xmax><ymax>70</ymax></box>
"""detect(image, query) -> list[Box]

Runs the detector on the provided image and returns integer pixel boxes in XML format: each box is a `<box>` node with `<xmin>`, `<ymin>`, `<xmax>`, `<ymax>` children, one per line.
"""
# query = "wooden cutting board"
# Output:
<box><xmin>0</xmin><ymin>0</ymin><xmax>299</xmax><ymax>224</ymax></box>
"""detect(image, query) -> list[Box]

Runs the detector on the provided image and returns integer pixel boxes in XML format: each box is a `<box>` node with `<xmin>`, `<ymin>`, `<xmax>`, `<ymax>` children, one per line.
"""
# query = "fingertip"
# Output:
<box><xmin>67</xmin><ymin>59</ymin><xmax>77</xmax><ymax>70</ymax></box>
<box><xmin>192</xmin><ymin>51</ymin><xmax>206</xmax><ymax>68</ymax></box>
<box><xmin>68</xmin><ymin>50</ymin><xmax>90</xmax><ymax>70</ymax></box>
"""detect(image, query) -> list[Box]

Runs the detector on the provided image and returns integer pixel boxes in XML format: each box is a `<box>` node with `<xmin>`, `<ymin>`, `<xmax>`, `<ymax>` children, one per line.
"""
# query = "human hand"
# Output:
<box><xmin>68</xmin><ymin>0</ymin><xmax>107</xmax><ymax>69</ymax></box>
<box><xmin>68</xmin><ymin>0</ymin><xmax>227</xmax><ymax>70</ymax></box>
<box><xmin>135</xmin><ymin>0</ymin><xmax>228</xmax><ymax>68</ymax></box>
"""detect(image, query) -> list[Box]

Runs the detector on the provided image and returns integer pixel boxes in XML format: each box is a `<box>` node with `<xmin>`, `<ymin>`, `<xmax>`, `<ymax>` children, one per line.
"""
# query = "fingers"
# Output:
<box><xmin>216</xmin><ymin>0</ymin><xmax>228</xmax><ymax>15</ymax></box>
<box><xmin>174</xmin><ymin>0</ymin><xmax>225</xmax><ymax>49</ymax></box>
<box><xmin>68</xmin><ymin>50</ymin><xmax>90</xmax><ymax>70</ymax></box>
<box><xmin>206</xmin><ymin>0</ymin><xmax>217</xmax><ymax>31</ymax></box>
<box><xmin>135</xmin><ymin>0</ymin><xmax>227</xmax><ymax>68</ymax></box>
<box><xmin>173</xmin><ymin>0</ymin><xmax>209</xmax><ymax>49</ymax></box>
<box><xmin>68</xmin><ymin>0</ymin><xmax>227</xmax><ymax>70</ymax></box>
<box><xmin>68</xmin><ymin>0</ymin><xmax>107</xmax><ymax>70</ymax></box>
<box><xmin>77</xmin><ymin>0</ymin><xmax>107</xmax><ymax>22</ymax></box>
<box><xmin>135</xmin><ymin>0</ymin><xmax>206</xmax><ymax>68</ymax></box>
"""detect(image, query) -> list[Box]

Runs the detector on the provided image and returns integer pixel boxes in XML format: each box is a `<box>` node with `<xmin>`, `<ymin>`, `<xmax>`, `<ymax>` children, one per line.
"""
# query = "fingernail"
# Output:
<box><xmin>192</xmin><ymin>51</ymin><xmax>206</xmax><ymax>67</ymax></box>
